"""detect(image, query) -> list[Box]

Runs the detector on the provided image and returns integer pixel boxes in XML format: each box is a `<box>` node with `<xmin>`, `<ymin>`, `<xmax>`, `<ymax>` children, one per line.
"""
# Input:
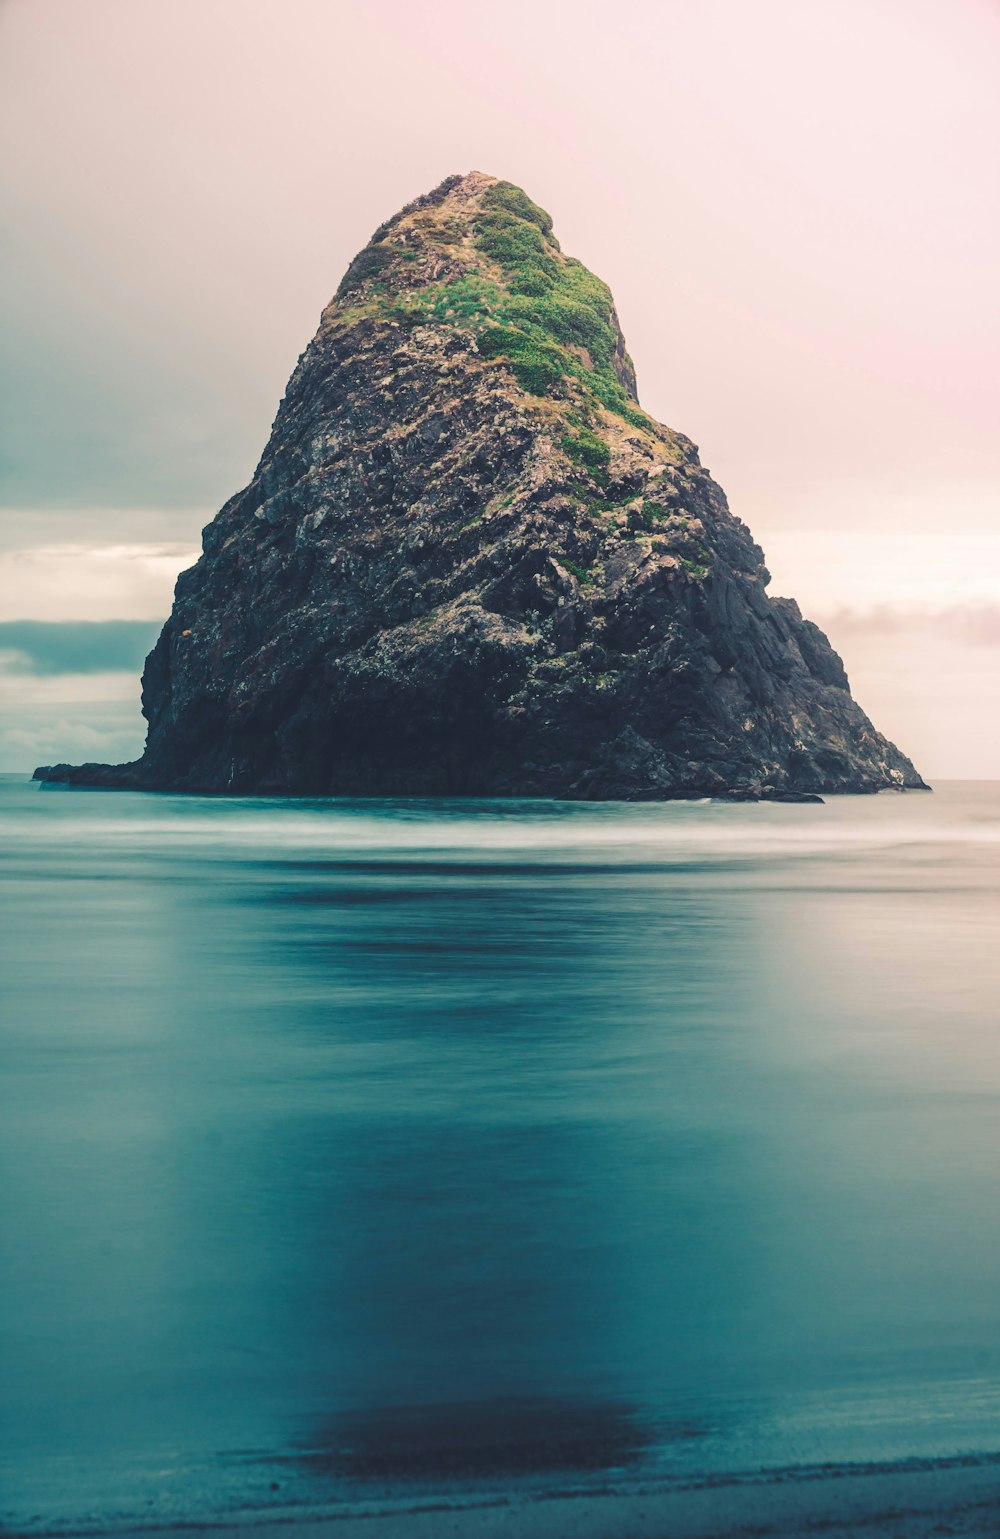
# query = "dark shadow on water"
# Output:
<box><xmin>280</xmin><ymin>1396</ymin><xmax>669</xmax><ymax>1481</ymax></box>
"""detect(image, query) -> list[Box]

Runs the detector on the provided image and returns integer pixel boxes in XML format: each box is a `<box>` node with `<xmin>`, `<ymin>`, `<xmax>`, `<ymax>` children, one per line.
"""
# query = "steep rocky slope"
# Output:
<box><xmin>36</xmin><ymin>172</ymin><xmax>925</xmax><ymax>798</ymax></box>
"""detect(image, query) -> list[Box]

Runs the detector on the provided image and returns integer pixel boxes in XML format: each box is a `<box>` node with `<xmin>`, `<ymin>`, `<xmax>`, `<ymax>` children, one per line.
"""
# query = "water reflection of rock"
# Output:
<box><xmin>247</xmin><ymin>844</ymin><xmax>755</xmax><ymax>1483</ymax></box>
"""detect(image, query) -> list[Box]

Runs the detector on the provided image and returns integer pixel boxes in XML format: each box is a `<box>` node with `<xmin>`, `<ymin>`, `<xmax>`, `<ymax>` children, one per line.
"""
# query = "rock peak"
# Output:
<box><xmin>451</xmin><ymin>168</ymin><xmax>500</xmax><ymax>192</ymax></box>
<box><xmin>34</xmin><ymin>176</ymin><xmax>926</xmax><ymax>799</ymax></box>
<box><xmin>330</xmin><ymin>172</ymin><xmax>640</xmax><ymax>405</ymax></box>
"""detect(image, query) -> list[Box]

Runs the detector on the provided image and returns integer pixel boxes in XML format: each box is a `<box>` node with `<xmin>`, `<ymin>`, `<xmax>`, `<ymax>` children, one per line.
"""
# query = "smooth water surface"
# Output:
<box><xmin>1</xmin><ymin>777</ymin><xmax>999</xmax><ymax>1530</ymax></box>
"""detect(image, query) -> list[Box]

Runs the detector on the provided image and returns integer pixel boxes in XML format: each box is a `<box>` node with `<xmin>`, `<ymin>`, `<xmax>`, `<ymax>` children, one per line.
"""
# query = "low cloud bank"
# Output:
<box><xmin>817</xmin><ymin>603</ymin><xmax>1000</xmax><ymax>648</ymax></box>
<box><xmin>0</xmin><ymin>620</ymin><xmax>162</xmax><ymax>676</ymax></box>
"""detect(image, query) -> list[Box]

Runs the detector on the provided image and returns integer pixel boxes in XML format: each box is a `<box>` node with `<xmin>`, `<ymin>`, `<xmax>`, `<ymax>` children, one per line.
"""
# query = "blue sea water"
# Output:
<box><xmin>1</xmin><ymin>775</ymin><xmax>999</xmax><ymax>1532</ymax></box>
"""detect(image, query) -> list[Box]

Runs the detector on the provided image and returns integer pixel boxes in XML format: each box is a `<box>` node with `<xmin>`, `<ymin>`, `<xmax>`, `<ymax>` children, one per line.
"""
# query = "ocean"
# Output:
<box><xmin>1</xmin><ymin>775</ymin><xmax>999</xmax><ymax>1532</ymax></box>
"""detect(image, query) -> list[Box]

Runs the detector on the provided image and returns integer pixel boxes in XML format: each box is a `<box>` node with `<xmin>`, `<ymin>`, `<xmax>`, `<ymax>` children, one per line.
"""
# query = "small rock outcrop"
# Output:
<box><xmin>35</xmin><ymin>172</ymin><xmax>926</xmax><ymax>799</ymax></box>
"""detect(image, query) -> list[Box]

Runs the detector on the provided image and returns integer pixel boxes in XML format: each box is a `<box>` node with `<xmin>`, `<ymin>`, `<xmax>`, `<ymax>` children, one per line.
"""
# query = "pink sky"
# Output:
<box><xmin>1</xmin><ymin>0</ymin><xmax>998</xmax><ymax>774</ymax></box>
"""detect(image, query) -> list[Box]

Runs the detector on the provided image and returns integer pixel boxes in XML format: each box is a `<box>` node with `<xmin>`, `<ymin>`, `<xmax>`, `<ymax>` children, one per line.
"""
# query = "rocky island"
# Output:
<box><xmin>35</xmin><ymin>172</ymin><xmax>925</xmax><ymax>799</ymax></box>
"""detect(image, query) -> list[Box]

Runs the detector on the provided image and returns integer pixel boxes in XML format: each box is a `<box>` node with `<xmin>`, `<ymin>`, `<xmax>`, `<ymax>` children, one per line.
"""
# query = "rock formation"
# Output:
<box><xmin>35</xmin><ymin>172</ymin><xmax>926</xmax><ymax>799</ymax></box>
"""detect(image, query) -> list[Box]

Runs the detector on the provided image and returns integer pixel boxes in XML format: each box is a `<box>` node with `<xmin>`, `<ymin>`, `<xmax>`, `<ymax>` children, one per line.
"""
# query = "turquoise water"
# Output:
<box><xmin>1</xmin><ymin>776</ymin><xmax>999</xmax><ymax>1531</ymax></box>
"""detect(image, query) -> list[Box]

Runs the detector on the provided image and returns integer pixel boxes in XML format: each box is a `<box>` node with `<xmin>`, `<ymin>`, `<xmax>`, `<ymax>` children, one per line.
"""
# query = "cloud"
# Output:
<box><xmin>815</xmin><ymin>602</ymin><xmax>1000</xmax><ymax>647</ymax></box>
<box><xmin>0</xmin><ymin>507</ymin><xmax>207</xmax><ymax>555</ymax></box>
<box><xmin>0</xmin><ymin>619</ymin><xmax>162</xmax><ymax>676</ymax></box>
<box><xmin>0</xmin><ymin>539</ymin><xmax>198</xmax><ymax>621</ymax></box>
<box><xmin>0</xmin><ymin>704</ymin><xmax>147</xmax><ymax>773</ymax></box>
<box><xmin>0</xmin><ymin>655</ymin><xmax>147</xmax><ymax>771</ymax></box>
<box><xmin>809</xmin><ymin>600</ymin><xmax>1000</xmax><ymax>781</ymax></box>
<box><xmin>764</xmin><ymin>530</ymin><xmax>1000</xmax><ymax>614</ymax></box>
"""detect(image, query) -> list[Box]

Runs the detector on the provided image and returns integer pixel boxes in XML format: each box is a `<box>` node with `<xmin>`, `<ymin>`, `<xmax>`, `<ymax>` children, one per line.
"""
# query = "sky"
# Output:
<box><xmin>1</xmin><ymin>0</ymin><xmax>998</xmax><ymax>777</ymax></box>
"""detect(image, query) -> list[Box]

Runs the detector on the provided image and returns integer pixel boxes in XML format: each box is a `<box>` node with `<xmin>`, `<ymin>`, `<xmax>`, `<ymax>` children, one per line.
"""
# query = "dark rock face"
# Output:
<box><xmin>35</xmin><ymin>172</ymin><xmax>926</xmax><ymax>799</ymax></box>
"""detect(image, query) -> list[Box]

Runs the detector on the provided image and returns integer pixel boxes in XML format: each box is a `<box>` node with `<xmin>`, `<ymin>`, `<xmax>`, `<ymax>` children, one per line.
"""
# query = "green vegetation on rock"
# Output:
<box><xmin>338</xmin><ymin>177</ymin><xmax>652</xmax><ymax>432</ymax></box>
<box><xmin>479</xmin><ymin>180</ymin><xmax>555</xmax><ymax>236</ymax></box>
<box><xmin>470</xmin><ymin>190</ymin><xmax>645</xmax><ymax>424</ymax></box>
<box><xmin>562</xmin><ymin>428</ymin><xmax>612</xmax><ymax>474</ymax></box>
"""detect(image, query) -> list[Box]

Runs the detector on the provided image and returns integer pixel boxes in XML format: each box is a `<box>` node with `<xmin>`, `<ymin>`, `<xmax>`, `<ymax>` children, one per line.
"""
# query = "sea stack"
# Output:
<box><xmin>35</xmin><ymin>172</ymin><xmax>925</xmax><ymax>798</ymax></box>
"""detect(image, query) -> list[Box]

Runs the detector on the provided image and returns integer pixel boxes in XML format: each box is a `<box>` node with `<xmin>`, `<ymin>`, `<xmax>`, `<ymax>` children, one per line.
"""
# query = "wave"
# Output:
<box><xmin>3</xmin><ymin>797</ymin><xmax>999</xmax><ymax>868</ymax></box>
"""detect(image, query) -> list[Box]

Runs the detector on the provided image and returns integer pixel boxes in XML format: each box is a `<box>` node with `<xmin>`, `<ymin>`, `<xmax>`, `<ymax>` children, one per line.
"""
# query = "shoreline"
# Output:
<box><xmin>10</xmin><ymin>1453</ymin><xmax>1000</xmax><ymax>1539</ymax></box>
